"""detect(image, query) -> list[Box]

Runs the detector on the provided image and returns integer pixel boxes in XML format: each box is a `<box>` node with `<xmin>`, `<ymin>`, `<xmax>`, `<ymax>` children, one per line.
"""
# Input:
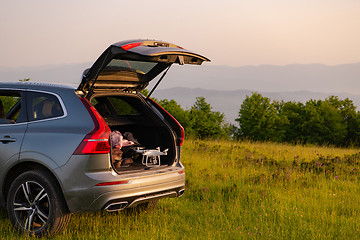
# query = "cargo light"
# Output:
<box><xmin>74</xmin><ymin>98</ymin><xmax>111</xmax><ymax>155</ymax></box>
<box><xmin>95</xmin><ymin>180</ymin><xmax>129</xmax><ymax>186</ymax></box>
<box><xmin>122</xmin><ymin>42</ymin><xmax>142</xmax><ymax>50</ymax></box>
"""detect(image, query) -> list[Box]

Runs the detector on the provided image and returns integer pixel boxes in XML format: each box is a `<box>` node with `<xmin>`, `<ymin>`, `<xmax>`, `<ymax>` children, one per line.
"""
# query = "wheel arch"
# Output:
<box><xmin>2</xmin><ymin>161</ymin><xmax>70</xmax><ymax>212</ymax></box>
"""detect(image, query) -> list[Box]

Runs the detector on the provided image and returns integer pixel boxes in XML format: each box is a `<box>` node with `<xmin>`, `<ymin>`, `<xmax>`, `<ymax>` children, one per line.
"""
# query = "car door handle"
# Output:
<box><xmin>0</xmin><ymin>136</ymin><xmax>16</xmax><ymax>143</ymax></box>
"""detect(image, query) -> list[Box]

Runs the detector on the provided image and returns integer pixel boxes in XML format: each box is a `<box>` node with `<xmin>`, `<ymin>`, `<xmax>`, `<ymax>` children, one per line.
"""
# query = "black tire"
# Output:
<box><xmin>6</xmin><ymin>170</ymin><xmax>71</xmax><ymax>237</ymax></box>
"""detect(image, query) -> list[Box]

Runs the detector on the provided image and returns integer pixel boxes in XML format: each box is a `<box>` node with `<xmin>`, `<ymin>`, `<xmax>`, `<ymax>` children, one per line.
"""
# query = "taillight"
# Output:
<box><xmin>178</xmin><ymin>122</ymin><xmax>185</xmax><ymax>146</ymax></box>
<box><xmin>121</xmin><ymin>42</ymin><xmax>142</xmax><ymax>51</ymax></box>
<box><xmin>74</xmin><ymin>98</ymin><xmax>111</xmax><ymax>155</ymax></box>
<box><xmin>148</xmin><ymin>98</ymin><xmax>185</xmax><ymax>146</ymax></box>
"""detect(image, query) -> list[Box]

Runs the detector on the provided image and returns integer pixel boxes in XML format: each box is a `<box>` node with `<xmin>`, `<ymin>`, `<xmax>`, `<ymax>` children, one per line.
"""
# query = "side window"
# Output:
<box><xmin>27</xmin><ymin>92</ymin><xmax>64</xmax><ymax>121</ymax></box>
<box><xmin>0</xmin><ymin>90</ymin><xmax>25</xmax><ymax>124</ymax></box>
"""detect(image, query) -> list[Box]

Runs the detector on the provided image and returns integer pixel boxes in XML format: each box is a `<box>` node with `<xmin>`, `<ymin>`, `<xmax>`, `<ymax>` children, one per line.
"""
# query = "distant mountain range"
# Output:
<box><xmin>154</xmin><ymin>62</ymin><xmax>360</xmax><ymax>94</ymax></box>
<box><xmin>0</xmin><ymin>62</ymin><xmax>359</xmax><ymax>123</ymax></box>
<box><xmin>0</xmin><ymin>62</ymin><xmax>91</xmax><ymax>87</ymax></box>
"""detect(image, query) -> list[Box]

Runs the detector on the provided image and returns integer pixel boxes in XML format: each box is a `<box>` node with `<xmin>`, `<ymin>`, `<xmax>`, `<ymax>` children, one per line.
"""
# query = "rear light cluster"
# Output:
<box><xmin>74</xmin><ymin>98</ymin><xmax>111</xmax><ymax>155</ymax></box>
<box><xmin>148</xmin><ymin>98</ymin><xmax>185</xmax><ymax>146</ymax></box>
<box><xmin>121</xmin><ymin>41</ymin><xmax>184</xmax><ymax>51</ymax></box>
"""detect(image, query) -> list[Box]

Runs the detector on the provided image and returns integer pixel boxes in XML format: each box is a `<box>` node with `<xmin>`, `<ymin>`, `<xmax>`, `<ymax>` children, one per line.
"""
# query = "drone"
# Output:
<box><xmin>134</xmin><ymin>147</ymin><xmax>168</xmax><ymax>167</ymax></box>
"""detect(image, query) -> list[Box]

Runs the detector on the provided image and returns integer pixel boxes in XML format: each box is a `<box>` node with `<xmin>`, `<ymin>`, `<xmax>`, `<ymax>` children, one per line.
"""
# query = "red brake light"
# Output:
<box><xmin>122</xmin><ymin>42</ymin><xmax>142</xmax><ymax>51</ymax></box>
<box><xmin>74</xmin><ymin>98</ymin><xmax>111</xmax><ymax>155</ymax></box>
<box><xmin>178</xmin><ymin>123</ymin><xmax>185</xmax><ymax>146</ymax></box>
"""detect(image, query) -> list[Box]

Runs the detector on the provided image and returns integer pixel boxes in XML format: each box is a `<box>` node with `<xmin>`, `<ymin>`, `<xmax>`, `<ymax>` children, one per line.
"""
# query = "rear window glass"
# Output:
<box><xmin>28</xmin><ymin>92</ymin><xmax>64</xmax><ymax>121</ymax></box>
<box><xmin>105</xmin><ymin>59</ymin><xmax>157</xmax><ymax>74</ymax></box>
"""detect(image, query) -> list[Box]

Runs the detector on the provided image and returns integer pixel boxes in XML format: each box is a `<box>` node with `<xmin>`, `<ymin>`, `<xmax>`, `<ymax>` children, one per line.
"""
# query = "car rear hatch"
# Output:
<box><xmin>77</xmin><ymin>39</ymin><xmax>210</xmax><ymax>98</ymax></box>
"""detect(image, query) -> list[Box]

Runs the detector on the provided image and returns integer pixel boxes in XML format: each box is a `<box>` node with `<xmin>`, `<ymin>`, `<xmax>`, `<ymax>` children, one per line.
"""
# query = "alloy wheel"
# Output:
<box><xmin>12</xmin><ymin>181</ymin><xmax>50</xmax><ymax>232</ymax></box>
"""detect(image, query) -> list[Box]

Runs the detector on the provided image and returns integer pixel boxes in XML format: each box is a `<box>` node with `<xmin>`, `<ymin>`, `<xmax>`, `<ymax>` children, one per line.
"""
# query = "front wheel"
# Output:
<box><xmin>6</xmin><ymin>170</ymin><xmax>71</xmax><ymax>237</ymax></box>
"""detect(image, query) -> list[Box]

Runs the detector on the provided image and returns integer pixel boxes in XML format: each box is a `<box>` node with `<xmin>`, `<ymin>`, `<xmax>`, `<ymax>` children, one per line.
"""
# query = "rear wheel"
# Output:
<box><xmin>6</xmin><ymin>170</ymin><xmax>71</xmax><ymax>237</ymax></box>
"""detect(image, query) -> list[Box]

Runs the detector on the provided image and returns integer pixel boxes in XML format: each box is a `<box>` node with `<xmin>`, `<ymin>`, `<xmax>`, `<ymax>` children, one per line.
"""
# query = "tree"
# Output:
<box><xmin>157</xmin><ymin>97</ymin><xmax>228</xmax><ymax>139</ymax></box>
<box><xmin>326</xmin><ymin>96</ymin><xmax>359</xmax><ymax>145</ymax></box>
<box><xmin>236</xmin><ymin>93</ymin><xmax>360</xmax><ymax>146</ymax></box>
<box><xmin>302</xmin><ymin>99</ymin><xmax>347</xmax><ymax>145</ymax></box>
<box><xmin>188</xmin><ymin>97</ymin><xmax>226</xmax><ymax>138</ymax></box>
<box><xmin>278</xmin><ymin>101</ymin><xmax>306</xmax><ymax>143</ymax></box>
<box><xmin>236</xmin><ymin>93</ymin><xmax>287</xmax><ymax>141</ymax></box>
<box><xmin>158</xmin><ymin>99</ymin><xmax>191</xmax><ymax>131</ymax></box>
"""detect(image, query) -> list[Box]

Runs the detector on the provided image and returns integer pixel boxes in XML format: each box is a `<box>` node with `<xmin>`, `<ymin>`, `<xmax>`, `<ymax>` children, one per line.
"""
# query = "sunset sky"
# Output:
<box><xmin>1</xmin><ymin>0</ymin><xmax>360</xmax><ymax>67</ymax></box>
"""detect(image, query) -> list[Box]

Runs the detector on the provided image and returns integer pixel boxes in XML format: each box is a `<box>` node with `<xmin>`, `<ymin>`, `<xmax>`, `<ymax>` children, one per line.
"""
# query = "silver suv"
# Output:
<box><xmin>0</xmin><ymin>40</ymin><xmax>209</xmax><ymax>236</ymax></box>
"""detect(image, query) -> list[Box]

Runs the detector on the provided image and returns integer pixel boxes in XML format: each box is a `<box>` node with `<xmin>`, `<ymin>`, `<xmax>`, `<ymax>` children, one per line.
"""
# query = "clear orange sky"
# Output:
<box><xmin>1</xmin><ymin>0</ymin><xmax>359</xmax><ymax>67</ymax></box>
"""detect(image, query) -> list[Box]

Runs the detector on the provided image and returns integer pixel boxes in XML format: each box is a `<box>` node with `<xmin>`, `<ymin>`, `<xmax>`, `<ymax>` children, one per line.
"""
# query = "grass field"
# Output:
<box><xmin>1</xmin><ymin>139</ymin><xmax>360</xmax><ymax>239</ymax></box>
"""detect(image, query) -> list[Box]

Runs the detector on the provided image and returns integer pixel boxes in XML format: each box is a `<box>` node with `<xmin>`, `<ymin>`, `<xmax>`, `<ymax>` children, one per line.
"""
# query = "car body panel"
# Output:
<box><xmin>0</xmin><ymin>123</ymin><xmax>27</xmax><ymax>204</ymax></box>
<box><xmin>0</xmin><ymin>124</ymin><xmax>27</xmax><ymax>164</ymax></box>
<box><xmin>54</xmin><ymin>154</ymin><xmax>185</xmax><ymax>212</ymax></box>
<box><xmin>20</xmin><ymin>86</ymin><xmax>94</xmax><ymax>168</ymax></box>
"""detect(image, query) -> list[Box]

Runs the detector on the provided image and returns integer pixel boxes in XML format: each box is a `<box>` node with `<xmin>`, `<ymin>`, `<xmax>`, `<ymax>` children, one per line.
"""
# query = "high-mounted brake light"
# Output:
<box><xmin>74</xmin><ymin>98</ymin><xmax>111</xmax><ymax>155</ymax></box>
<box><xmin>148</xmin><ymin>98</ymin><xmax>185</xmax><ymax>146</ymax></box>
<box><xmin>121</xmin><ymin>42</ymin><xmax>142</xmax><ymax>51</ymax></box>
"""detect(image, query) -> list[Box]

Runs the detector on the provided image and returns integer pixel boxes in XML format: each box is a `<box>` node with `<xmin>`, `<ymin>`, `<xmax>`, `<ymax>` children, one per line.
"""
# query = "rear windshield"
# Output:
<box><xmin>105</xmin><ymin>59</ymin><xmax>157</xmax><ymax>75</ymax></box>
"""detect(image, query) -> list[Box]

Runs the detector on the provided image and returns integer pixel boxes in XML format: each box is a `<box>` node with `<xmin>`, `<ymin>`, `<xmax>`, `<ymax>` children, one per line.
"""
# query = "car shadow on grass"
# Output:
<box><xmin>0</xmin><ymin>208</ymin><xmax>7</xmax><ymax>217</ymax></box>
<box><xmin>0</xmin><ymin>208</ymin><xmax>17</xmax><ymax>237</ymax></box>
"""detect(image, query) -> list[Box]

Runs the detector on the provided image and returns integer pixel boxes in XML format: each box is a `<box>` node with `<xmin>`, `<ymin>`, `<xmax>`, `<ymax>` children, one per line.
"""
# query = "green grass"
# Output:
<box><xmin>1</xmin><ymin>139</ymin><xmax>360</xmax><ymax>239</ymax></box>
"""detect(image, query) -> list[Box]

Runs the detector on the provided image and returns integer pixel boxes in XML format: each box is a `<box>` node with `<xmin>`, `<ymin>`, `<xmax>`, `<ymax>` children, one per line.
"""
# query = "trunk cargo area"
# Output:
<box><xmin>91</xmin><ymin>94</ymin><xmax>176</xmax><ymax>173</ymax></box>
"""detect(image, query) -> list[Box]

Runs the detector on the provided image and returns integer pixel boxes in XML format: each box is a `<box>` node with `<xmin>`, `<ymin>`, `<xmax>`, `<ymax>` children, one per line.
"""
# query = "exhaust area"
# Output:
<box><xmin>104</xmin><ymin>189</ymin><xmax>184</xmax><ymax>211</ymax></box>
<box><xmin>104</xmin><ymin>201</ymin><xmax>128</xmax><ymax>212</ymax></box>
<box><xmin>178</xmin><ymin>189</ymin><xmax>185</xmax><ymax>197</ymax></box>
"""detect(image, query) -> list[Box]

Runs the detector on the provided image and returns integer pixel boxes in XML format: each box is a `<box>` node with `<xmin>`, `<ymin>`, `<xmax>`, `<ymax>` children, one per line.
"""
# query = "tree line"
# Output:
<box><xmin>152</xmin><ymin>92</ymin><xmax>360</xmax><ymax>147</ymax></box>
<box><xmin>235</xmin><ymin>93</ymin><xmax>360</xmax><ymax>146</ymax></box>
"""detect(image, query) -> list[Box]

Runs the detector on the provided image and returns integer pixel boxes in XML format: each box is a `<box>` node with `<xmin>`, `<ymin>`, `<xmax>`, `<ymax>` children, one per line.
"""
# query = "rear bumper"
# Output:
<box><xmin>89</xmin><ymin>173</ymin><xmax>185</xmax><ymax>211</ymax></box>
<box><xmin>55</xmin><ymin>154</ymin><xmax>185</xmax><ymax>212</ymax></box>
<box><xmin>101</xmin><ymin>185</ymin><xmax>184</xmax><ymax>212</ymax></box>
